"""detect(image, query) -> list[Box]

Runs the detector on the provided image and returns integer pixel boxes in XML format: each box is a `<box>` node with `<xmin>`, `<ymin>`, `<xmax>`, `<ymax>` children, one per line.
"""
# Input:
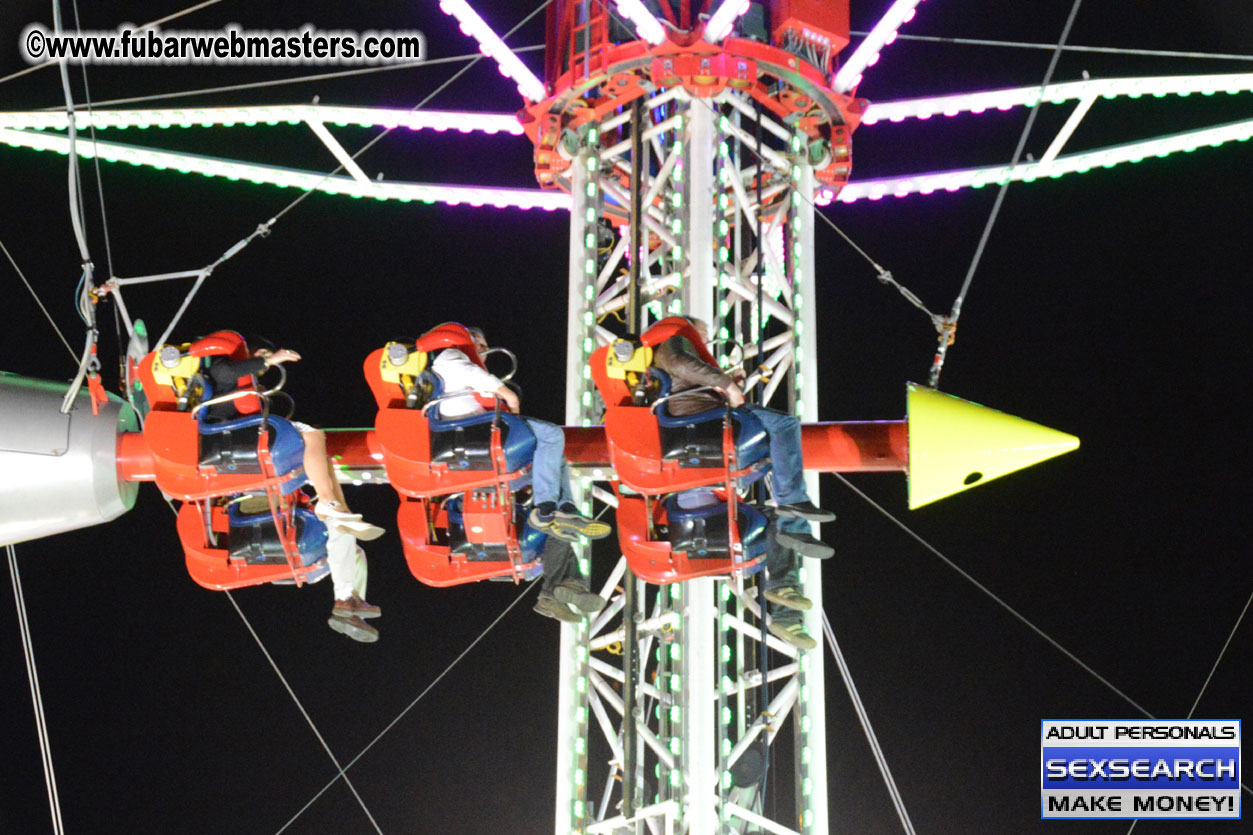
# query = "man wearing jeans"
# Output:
<box><xmin>429</xmin><ymin>327</ymin><xmax>610</xmax><ymax>544</ymax></box>
<box><xmin>652</xmin><ymin>317</ymin><xmax>833</xmax><ymax>651</ymax></box>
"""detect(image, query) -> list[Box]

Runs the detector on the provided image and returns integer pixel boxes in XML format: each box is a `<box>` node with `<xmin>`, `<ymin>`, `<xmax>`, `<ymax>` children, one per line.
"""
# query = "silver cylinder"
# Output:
<box><xmin>0</xmin><ymin>373</ymin><xmax>139</xmax><ymax>546</ymax></box>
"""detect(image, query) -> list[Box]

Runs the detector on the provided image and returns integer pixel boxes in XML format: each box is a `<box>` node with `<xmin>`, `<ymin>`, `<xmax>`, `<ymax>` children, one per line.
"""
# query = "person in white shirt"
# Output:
<box><xmin>429</xmin><ymin>327</ymin><xmax>610</xmax><ymax>545</ymax></box>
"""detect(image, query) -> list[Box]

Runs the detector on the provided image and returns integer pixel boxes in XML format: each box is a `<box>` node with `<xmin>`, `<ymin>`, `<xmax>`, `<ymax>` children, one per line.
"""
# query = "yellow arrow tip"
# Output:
<box><xmin>907</xmin><ymin>383</ymin><xmax>1079</xmax><ymax>509</ymax></box>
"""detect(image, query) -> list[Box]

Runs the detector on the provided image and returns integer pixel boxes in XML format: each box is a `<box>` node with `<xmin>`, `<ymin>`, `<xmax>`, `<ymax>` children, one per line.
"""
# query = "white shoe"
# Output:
<box><xmin>314</xmin><ymin>500</ymin><xmax>362</xmax><ymax>522</ymax></box>
<box><xmin>329</xmin><ymin>518</ymin><xmax>385</xmax><ymax>541</ymax></box>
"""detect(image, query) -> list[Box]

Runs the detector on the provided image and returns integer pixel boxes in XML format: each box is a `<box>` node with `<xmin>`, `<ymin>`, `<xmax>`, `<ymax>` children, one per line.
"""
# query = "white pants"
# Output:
<box><xmin>326</xmin><ymin>526</ymin><xmax>368</xmax><ymax>601</ymax></box>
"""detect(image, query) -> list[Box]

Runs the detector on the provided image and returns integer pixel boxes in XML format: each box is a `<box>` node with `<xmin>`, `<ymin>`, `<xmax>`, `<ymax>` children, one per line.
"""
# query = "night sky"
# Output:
<box><xmin>2</xmin><ymin>2</ymin><xmax>1251</xmax><ymax>833</ymax></box>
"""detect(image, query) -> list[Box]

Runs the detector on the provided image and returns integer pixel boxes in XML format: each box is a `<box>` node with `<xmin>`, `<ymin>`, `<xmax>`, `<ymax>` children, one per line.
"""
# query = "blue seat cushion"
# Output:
<box><xmin>428</xmin><ymin>408</ymin><xmax>537</xmax><ymax>475</ymax></box>
<box><xmin>655</xmin><ymin>405</ymin><xmax>769</xmax><ymax>471</ymax></box>
<box><xmin>663</xmin><ymin>492</ymin><xmax>767</xmax><ymax>566</ymax></box>
<box><xmin>226</xmin><ymin>504</ymin><xmax>327</xmax><ymax>567</ymax></box>
<box><xmin>195</xmin><ymin>412</ymin><xmax>306</xmax><ymax>492</ymax></box>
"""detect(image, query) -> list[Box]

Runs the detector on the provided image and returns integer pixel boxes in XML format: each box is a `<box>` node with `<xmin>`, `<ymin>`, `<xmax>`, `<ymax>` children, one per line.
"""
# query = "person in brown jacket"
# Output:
<box><xmin>653</xmin><ymin>317</ymin><xmax>833</xmax><ymax>650</ymax></box>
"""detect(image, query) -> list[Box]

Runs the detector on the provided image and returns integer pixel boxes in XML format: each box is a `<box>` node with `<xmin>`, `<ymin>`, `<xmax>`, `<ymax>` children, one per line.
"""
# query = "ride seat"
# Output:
<box><xmin>193</xmin><ymin>379</ymin><xmax>305</xmax><ymax>490</ymax></box>
<box><xmin>444</xmin><ymin>494</ymin><xmax>547</xmax><ymax>562</ymax></box>
<box><xmin>650</xmin><ymin>369</ymin><xmax>770</xmax><ymax>470</ymax></box>
<box><xmin>225</xmin><ymin>502</ymin><xmax>328</xmax><ymax>566</ymax></box>
<box><xmin>662</xmin><ymin>491</ymin><xmax>768</xmax><ymax>562</ymax></box>
<box><xmin>425</xmin><ymin>371</ymin><xmax>537</xmax><ymax>474</ymax></box>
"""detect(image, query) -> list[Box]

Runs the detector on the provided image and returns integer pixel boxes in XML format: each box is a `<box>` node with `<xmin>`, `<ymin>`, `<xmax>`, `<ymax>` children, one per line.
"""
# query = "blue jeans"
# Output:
<box><xmin>739</xmin><ymin>404</ymin><xmax>812</xmax><ymax>625</ymax></box>
<box><xmin>525</xmin><ymin>418</ymin><xmax>574</xmax><ymax>508</ymax></box>
<box><xmin>738</xmin><ymin>404</ymin><xmax>810</xmax><ymax>507</ymax></box>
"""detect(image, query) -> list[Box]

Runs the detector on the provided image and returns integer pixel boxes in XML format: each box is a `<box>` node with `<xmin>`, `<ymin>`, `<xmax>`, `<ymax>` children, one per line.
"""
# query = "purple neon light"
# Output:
<box><xmin>814</xmin><ymin>116</ymin><xmax>1253</xmax><ymax>204</ymax></box>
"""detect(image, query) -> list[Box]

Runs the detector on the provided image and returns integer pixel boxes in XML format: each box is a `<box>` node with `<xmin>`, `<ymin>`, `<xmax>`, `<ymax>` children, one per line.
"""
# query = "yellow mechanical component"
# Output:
<box><xmin>379</xmin><ymin>342</ymin><xmax>428</xmax><ymax>386</ymax></box>
<box><xmin>907</xmin><ymin>382</ymin><xmax>1080</xmax><ymax>509</ymax></box>
<box><xmin>606</xmin><ymin>342</ymin><xmax>653</xmax><ymax>380</ymax></box>
<box><xmin>151</xmin><ymin>345</ymin><xmax>198</xmax><ymax>389</ymax></box>
<box><xmin>603</xmin><ymin>641</ymin><xmax>623</xmax><ymax>655</ymax></box>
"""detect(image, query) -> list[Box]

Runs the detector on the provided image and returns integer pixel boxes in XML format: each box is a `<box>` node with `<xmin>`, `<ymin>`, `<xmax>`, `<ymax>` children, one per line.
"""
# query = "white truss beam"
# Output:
<box><xmin>0</xmin><ymin>105</ymin><xmax>523</xmax><ymax>134</ymax></box>
<box><xmin>860</xmin><ymin>72</ymin><xmax>1253</xmax><ymax>124</ymax></box>
<box><xmin>305</xmin><ymin>118</ymin><xmax>373</xmax><ymax>186</ymax></box>
<box><xmin>0</xmin><ymin>127</ymin><xmax>566</xmax><ymax>210</ymax></box>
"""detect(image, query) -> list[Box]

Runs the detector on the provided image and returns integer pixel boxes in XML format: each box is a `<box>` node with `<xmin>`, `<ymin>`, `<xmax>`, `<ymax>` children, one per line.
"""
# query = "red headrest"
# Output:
<box><xmin>190</xmin><ymin>330</ymin><xmax>249</xmax><ymax>360</ymax></box>
<box><xmin>415</xmin><ymin>322</ymin><xmax>484</xmax><ymax>368</ymax></box>
<box><xmin>641</xmin><ymin>317</ymin><xmax>717</xmax><ymax>367</ymax></box>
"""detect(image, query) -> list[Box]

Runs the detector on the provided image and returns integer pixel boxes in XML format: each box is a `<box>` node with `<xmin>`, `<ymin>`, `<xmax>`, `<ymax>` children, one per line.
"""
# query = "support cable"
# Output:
<box><xmin>51</xmin><ymin>0</ymin><xmax>102</xmax><ymax>415</ymax></box>
<box><xmin>120</xmin><ymin>2</ymin><xmax>550</xmax><ymax>353</ymax></box>
<box><xmin>1186</xmin><ymin>586</ymin><xmax>1253</xmax><ymax>719</ymax></box>
<box><xmin>830</xmin><ymin>471</ymin><xmax>1156</xmax><ymax>719</ymax></box>
<box><xmin>263</xmin><ymin>0</ymin><xmax>551</xmax><ymax>231</ymax></box>
<box><xmin>70</xmin><ymin>0</ymin><xmax>116</xmax><ymax>281</ymax></box>
<box><xmin>7</xmin><ymin>544</ymin><xmax>66</xmax><ymax>835</ymax></box>
<box><xmin>1122</xmin><ymin>584</ymin><xmax>1253</xmax><ymax>831</ymax></box>
<box><xmin>274</xmin><ymin>580</ymin><xmax>539</xmax><ymax>835</ymax></box>
<box><xmin>61</xmin><ymin>45</ymin><xmax>546</xmax><ymax>111</ymax></box>
<box><xmin>224</xmin><ymin>590</ymin><xmax>385</xmax><ymax>835</ymax></box>
<box><xmin>852</xmin><ymin>31</ymin><xmax>1253</xmax><ymax>63</ymax></box>
<box><xmin>1</xmin><ymin>235</ymin><xmax>78</xmax><ymax>362</ymax></box>
<box><xmin>820</xmin><ymin>610</ymin><xmax>915</xmax><ymax>835</ymax></box>
<box><xmin>928</xmin><ymin>0</ymin><xmax>1084</xmax><ymax>388</ymax></box>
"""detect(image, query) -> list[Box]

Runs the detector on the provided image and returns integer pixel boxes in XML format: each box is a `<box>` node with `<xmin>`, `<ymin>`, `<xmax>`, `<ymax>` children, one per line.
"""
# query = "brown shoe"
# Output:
<box><xmin>554</xmin><ymin>581</ymin><xmax>605</xmax><ymax>615</ymax></box>
<box><xmin>534</xmin><ymin>594</ymin><xmax>582</xmax><ymax>623</ymax></box>
<box><xmin>333</xmin><ymin>594</ymin><xmax>381</xmax><ymax>620</ymax></box>
<box><xmin>328</xmin><ymin>614</ymin><xmax>378</xmax><ymax>643</ymax></box>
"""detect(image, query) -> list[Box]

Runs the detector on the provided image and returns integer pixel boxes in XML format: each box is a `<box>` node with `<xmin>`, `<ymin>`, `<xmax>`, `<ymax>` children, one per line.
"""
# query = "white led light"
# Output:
<box><xmin>833</xmin><ymin>0</ymin><xmax>926</xmax><ymax>93</ymax></box>
<box><xmin>0</xmin><ymin>127</ymin><xmax>570</xmax><ymax>211</ymax></box>
<box><xmin>705</xmin><ymin>0</ymin><xmax>750</xmax><ymax>43</ymax></box>
<box><xmin>437</xmin><ymin>0</ymin><xmax>547</xmax><ymax>101</ymax></box>
<box><xmin>0</xmin><ymin>105</ymin><xmax>525</xmax><ymax>135</ymax></box>
<box><xmin>614</xmin><ymin>0</ymin><xmax>667</xmax><ymax>45</ymax></box>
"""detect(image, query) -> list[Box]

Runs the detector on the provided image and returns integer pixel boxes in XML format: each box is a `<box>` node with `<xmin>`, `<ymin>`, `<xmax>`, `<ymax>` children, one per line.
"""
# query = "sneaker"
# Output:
<box><xmin>327</xmin><ymin>518</ymin><xmax>386</xmax><ymax>541</ymax></box>
<box><xmin>774</xmin><ymin>501</ymin><xmax>836</xmax><ymax>524</ymax></box>
<box><xmin>333</xmin><ymin>594</ymin><xmax>381</xmax><ymax>620</ymax></box>
<box><xmin>528</xmin><ymin>502</ymin><xmax>557</xmax><ymax>531</ymax></box>
<box><xmin>328</xmin><ymin>614</ymin><xmax>378</xmax><ymax>643</ymax></box>
<box><xmin>534</xmin><ymin>594</ymin><xmax>583</xmax><ymax>623</ymax></box>
<box><xmin>768</xmin><ymin>621</ymin><xmax>817</xmax><ymax>651</ymax></box>
<box><xmin>774</xmin><ymin>530</ymin><xmax>834</xmax><ymax>559</ymax></box>
<box><xmin>554</xmin><ymin>581</ymin><xmax>605</xmax><ymax>615</ymax></box>
<box><xmin>550</xmin><ymin>504</ymin><xmax>612</xmax><ymax>541</ymax></box>
<box><xmin>764</xmin><ymin>586</ymin><xmax>812</xmax><ymax>611</ymax></box>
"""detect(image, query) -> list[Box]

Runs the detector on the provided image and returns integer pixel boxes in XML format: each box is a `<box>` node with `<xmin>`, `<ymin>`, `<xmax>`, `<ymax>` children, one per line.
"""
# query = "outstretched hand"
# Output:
<box><xmin>256</xmin><ymin>347</ymin><xmax>301</xmax><ymax>365</ymax></box>
<box><xmin>724</xmin><ymin>382</ymin><xmax>745</xmax><ymax>408</ymax></box>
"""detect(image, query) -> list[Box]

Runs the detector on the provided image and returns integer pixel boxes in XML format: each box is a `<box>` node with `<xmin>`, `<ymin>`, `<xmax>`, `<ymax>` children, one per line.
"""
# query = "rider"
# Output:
<box><xmin>652</xmin><ymin>316</ymin><xmax>833</xmax><ymax>649</ymax></box>
<box><xmin>325</xmin><ymin>526</ymin><xmax>381</xmax><ymax>643</ymax></box>
<box><xmin>203</xmin><ymin>338</ymin><xmax>385</xmax><ymax>637</ymax></box>
<box><xmin>430</xmin><ymin>327</ymin><xmax>610</xmax><ymax>543</ymax></box>
<box><xmin>532</xmin><ymin>536</ymin><xmax>606</xmax><ymax>623</ymax></box>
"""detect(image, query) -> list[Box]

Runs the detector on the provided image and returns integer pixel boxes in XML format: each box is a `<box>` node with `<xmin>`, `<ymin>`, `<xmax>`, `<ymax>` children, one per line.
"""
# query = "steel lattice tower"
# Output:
<box><xmin>536</xmin><ymin>6</ymin><xmax>850</xmax><ymax>829</ymax></box>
